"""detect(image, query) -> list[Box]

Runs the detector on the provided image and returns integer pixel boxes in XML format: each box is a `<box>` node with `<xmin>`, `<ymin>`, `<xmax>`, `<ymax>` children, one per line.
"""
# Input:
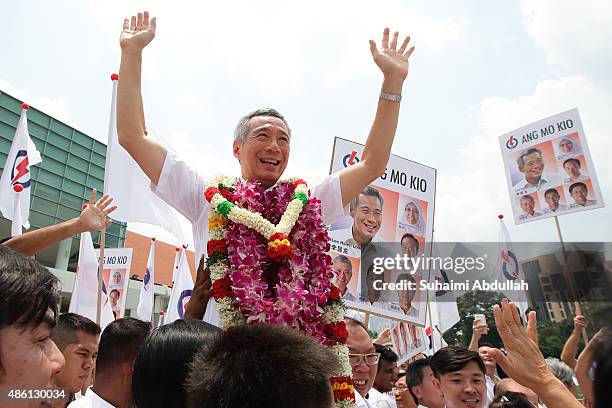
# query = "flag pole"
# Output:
<box><xmin>553</xmin><ymin>216</ymin><xmax>586</xmax><ymax>341</ymax></box>
<box><xmin>96</xmin><ymin>228</ymin><xmax>106</xmax><ymax>325</ymax></box>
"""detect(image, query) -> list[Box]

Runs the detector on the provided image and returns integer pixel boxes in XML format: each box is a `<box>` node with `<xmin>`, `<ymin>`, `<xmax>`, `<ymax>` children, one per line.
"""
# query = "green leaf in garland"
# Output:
<box><xmin>217</xmin><ymin>200</ymin><xmax>235</xmax><ymax>216</ymax></box>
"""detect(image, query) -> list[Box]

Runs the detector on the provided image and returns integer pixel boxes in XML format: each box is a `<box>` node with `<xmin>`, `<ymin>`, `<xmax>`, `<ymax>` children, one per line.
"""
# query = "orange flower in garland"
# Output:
<box><xmin>267</xmin><ymin>232</ymin><xmax>295</xmax><ymax>262</ymax></box>
<box><xmin>331</xmin><ymin>376</ymin><xmax>356</xmax><ymax>403</ymax></box>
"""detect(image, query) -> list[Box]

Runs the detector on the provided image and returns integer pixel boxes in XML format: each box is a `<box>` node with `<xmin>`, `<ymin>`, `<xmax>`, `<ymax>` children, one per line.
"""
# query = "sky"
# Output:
<box><xmin>1</xmin><ymin>0</ymin><xmax>611</xmax><ymax>247</ymax></box>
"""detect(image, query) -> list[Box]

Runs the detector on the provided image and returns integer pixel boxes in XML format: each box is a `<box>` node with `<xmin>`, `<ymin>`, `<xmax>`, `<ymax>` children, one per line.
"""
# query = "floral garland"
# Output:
<box><xmin>204</xmin><ymin>175</ymin><xmax>356</xmax><ymax>408</ymax></box>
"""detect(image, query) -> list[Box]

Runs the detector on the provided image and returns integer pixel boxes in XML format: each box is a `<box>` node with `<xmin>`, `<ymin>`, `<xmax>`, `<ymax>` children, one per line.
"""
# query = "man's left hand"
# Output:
<box><xmin>369</xmin><ymin>28</ymin><xmax>414</xmax><ymax>81</ymax></box>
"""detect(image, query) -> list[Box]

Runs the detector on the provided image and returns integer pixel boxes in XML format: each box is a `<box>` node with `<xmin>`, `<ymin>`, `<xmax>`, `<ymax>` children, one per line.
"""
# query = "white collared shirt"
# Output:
<box><xmin>355</xmin><ymin>391</ymin><xmax>375</xmax><ymax>408</ymax></box>
<box><xmin>67</xmin><ymin>388</ymin><xmax>116</xmax><ymax>408</ymax></box>
<box><xmin>512</xmin><ymin>174</ymin><xmax>556</xmax><ymax>195</ymax></box>
<box><xmin>367</xmin><ymin>388</ymin><xmax>397</xmax><ymax>408</ymax></box>
<box><xmin>152</xmin><ymin>151</ymin><xmax>350</xmax><ymax>327</ymax></box>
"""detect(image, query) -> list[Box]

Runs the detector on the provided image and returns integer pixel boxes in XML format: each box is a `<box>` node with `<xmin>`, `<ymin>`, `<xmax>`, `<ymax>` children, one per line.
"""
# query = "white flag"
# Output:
<box><xmin>103</xmin><ymin>74</ymin><xmax>185</xmax><ymax>241</ymax></box>
<box><xmin>69</xmin><ymin>232</ymin><xmax>114</xmax><ymax>329</ymax></box>
<box><xmin>497</xmin><ymin>216</ymin><xmax>529</xmax><ymax>315</ymax></box>
<box><xmin>424</xmin><ymin>308</ymin><xmax>448</xmax><ymax>356</ymax></box>
<box><xmin>171</xmin><ymin>246</ymin><xmax>181</xmax><ymax>285</ymax></box>
<box><xmin>164</xmin><ymin>248</ymin><xmax>194</xmax><ymax>325</ymax></box>
<box><xmin>136</xmin><ymin>238</ymin><xmax>156</xmax><ymax>321</ymax></box>
<box><xmin>0</xmin><ymin>103</ymin><xmax>42</xmax><ymax>236</ymax></box>
<box><xmin>429</xmin><ymin>243</ymin><xmax>460</xmax><ymax>333</ymax></box>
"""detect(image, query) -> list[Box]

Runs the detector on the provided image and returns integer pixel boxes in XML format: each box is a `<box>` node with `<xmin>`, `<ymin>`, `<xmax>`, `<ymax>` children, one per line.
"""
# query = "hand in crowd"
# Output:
<box><xmin>369</xmin><ymin>28</ymin><xmax>414</xmax><ymax>81</ymax></box>
<box><xmin>489</xmin><ymin>299</ymin><xmax>582</xmax><ymax>408</ymax></box>
<box><xmin>184</xmin><ymin>256</ymin><xmax>213</xmax><ymax>320</ymax></box>
<box><xmin>574</xmin><ymin>315</ymin><xmax>588</xmax><ymax>331</ymax></box>
<box><xmin>120</xmin><ymin>11</ymin><xmax>156</xmax><ymax>52</ymax></box>
<box><xmin>374</xmin><ymin>328</ymin><xmax>391</xmax><ymax>345</ymax></box>
<box><xmin>78</xmin><ymin>188</ymin><xmax>117</xmax><ymax>233</ymax></box>
<box><xmin>472</xmin><ymin>323</ymin><xmax>489</xmax><ymax>337</ymax></box>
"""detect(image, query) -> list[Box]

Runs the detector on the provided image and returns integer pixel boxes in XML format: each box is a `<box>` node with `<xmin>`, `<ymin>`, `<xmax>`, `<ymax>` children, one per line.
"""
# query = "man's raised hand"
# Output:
<box><xmin>120</xmin><ymin>11</ymin><xmax>157</xmax><ymax>51</ymax></box>
<box><xmin>369</xmin><ymin>28</ymin><xmax>414</xmax><ymax>81</ymax></box>
<box><xmin>77</xmin><ymin>188</ymin><xmax>117</xmax><ymax>233</ymax></box>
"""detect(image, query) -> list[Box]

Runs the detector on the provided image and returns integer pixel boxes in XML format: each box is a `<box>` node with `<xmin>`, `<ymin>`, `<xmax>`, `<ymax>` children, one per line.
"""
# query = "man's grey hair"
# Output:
<box><xmin>516</xmin><ymin>147</ymin><xmax>543</xmax><ymax>168</ymax></box>
<box><xmin>333</xmin><ymin>255</ymin><xmax>352</xmax><ymax>272</ymax></box>
<box><xmin>350</xmin><ymin>186</ymin><xmax>384</xmax><ymax>212</ymax></box>
<box><xmin>520</xmin><ymin>194</ymin><xmax>534</xmax><ymax>203</ymax></box>
<box><xmin>545</xmin><ymin>358</ymin><xmax>575</xmax><ymax>385</ymax></box>
<box><xmin>233</xmin><ymin>107</ymin><xmax>292</xmax><ymax>143</ymax></box>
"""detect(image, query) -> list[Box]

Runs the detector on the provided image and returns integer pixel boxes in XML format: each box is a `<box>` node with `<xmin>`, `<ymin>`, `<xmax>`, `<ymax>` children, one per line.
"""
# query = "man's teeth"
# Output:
<box><xmin>261</xmin><ymin>159</ymin><xmax>280</xmax><ymax>165</ymax></box>
<box><xmin>354</xmin><ymin>379</ymin><xmax>367</xmax><ymax>385</ymax></box>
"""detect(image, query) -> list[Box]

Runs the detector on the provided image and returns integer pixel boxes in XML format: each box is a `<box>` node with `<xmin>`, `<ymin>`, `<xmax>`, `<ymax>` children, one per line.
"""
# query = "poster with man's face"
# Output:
<box><xmin>499</xmin><ymin>109</ymin><xmax>604</xmax><ymax>224</ymax></box>
<box><xmin>95</xmin><ymin>248</ymin><xmax>133</xmax><ymax>318</ymax></box>
<box><xmin>328</xmin><ymin>138</ymin><xmax>437</xmax><ymax>326</ymax></box>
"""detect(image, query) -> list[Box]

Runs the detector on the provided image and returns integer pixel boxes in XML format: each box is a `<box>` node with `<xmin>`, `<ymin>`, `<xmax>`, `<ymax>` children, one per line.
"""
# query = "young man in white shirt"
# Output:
<box><xmin>116</xmin><ymin>11</ymin><xmax>415</xmax><ymax>325</ymax></box>
<box><xmin>430</xmin><ymin>346</ymin><xmax>487</xmax><ymax>408</ymax></box>
<box><xmin>369</xmin><ymin>343</ymin><xmax>400</xmax><ymax>408</ymax></box>
<box><xmin>68</xmin><ymin>318</ymin><xmax>150</xmax><ymax>408</ymax></box>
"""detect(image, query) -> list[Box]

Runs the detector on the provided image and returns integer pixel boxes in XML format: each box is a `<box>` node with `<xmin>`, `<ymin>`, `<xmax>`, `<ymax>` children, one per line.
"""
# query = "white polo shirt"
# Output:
<box><xmin>152</xmin><ymin>152</ymin><xmax>349</xmax><ymax>326</ymax></box>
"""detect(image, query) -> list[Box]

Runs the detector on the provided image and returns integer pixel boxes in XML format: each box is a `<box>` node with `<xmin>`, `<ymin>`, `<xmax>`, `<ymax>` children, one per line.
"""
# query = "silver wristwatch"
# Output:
<box><xmin>379</xmin><ymin>91</ymin><xmax>402</xmax><ymax>102</ymax></box>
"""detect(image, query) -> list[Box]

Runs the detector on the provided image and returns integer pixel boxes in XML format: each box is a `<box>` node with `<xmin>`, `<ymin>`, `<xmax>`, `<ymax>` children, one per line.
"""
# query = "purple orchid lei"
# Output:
<box><xmin>225</xmin><ymin>179</ymin><xmax>336</xmax><ymax>343</ymax></box>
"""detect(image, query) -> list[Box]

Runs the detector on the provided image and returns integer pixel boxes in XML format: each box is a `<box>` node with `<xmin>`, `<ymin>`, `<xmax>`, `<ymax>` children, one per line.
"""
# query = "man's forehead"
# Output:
<box><xmin>357</xmin><ymin>194</ymin><xmax>382</xmax><ymax>209</ymax></box>
<box><xmin>525</xmin><ymin>152</ymin><xmax>542</xmax><ymax>160</ymax></box>
<box><xmin>247</xmin><ymin>116</ymin><xmax>289</xmax><ymax>135</ymax></box>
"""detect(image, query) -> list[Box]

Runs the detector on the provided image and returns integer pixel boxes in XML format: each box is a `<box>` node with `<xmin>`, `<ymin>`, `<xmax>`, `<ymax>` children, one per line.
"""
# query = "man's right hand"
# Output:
<box><xmin>120</xmin><ymin>11</ymin><xmax>156</xmax><ymax>52</ymax></box>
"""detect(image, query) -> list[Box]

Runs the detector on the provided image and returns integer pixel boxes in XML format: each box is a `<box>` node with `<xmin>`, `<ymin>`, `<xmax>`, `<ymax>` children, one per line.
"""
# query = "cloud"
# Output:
<box><xmin>521</xmin><ymin>0</ymin><xmax>612</xmax><ymax>81</ymax></box>
<box><xmin>435</xmin><ymin>76</ymin><xmax>612</xmax><ymax>242</ymax></box>
<box><xmin>0</xmin><ymin>79</ymin><xmax>76</xmax><ymax>128</ymax></box>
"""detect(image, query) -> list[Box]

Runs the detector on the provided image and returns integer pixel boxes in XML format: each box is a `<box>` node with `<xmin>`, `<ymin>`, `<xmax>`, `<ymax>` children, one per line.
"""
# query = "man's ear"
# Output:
<box><xmin>432</xmin><ymin>376</ymin><xmax>443</xmax><ymax>396</ymax></box>
<box><xmin>411</xmin><ymin>385</ymin><xmax>423</xmax><ymax>401</ymax></box>
<box><xmin>233</xmin><ymin>139</ymin><xmax>241</xmax><ymax>161</ymax></box>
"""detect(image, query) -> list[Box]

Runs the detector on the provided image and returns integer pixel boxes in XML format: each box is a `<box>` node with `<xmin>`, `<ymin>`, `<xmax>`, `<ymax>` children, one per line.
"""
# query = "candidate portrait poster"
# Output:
<box><xmin>328</xmin><ymin>137</ymin><xmax>437</xmax><ymax>326</ymax></box>
<box><xmin>95</xmin><ymin>248</ymin><xmax>133</xmax><ymax>318</ymax></box>
<box><xmin>499</xmin><ymin>108</ymin><xmax>604</xmax><ymax>224</ymax></box>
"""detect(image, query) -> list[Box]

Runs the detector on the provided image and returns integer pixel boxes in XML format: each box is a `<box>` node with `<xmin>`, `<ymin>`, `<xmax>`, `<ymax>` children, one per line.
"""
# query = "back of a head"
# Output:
<box><xmin>374</xmin><ymin>343</ymin><xmax>398</xmax><ymax>367</ymax></box>
<box><xmin>96</xmin><ymin>317</ymin><xmax>151</xmax><ymax>376</ymax></box>
<box><xmin>186</xmin><ymin>324</ymin><xmax>339</xmax><ymax>408</ymax></box>
<box><xmin>544</xmin><ymin>357</ymin><xmax>574</xmax><ymax>385</ymax></box>
<box><xmin>0</xmin><ymin>245</ymin><xmax>59</xmax><ymax>332</ymax></box>
<box><xmin>51</xmin><ymin>313</ymin><xmax>101</xmax><ymax>351</ymax></box>
<box><xmin>430</xmin><ymin>346</ymin><xmax>486</xmax><ymax>378</ymax></box>
<box><xmin>489</xmin><ymin>391</ymin><xmax>534</xmax><ymax>408</ymax></box>
<box><xmin>133</xmin><ymin>319</ymin><xmax>222</xmax><ymax>408</ymax></box>
<box><xmin>594</xmin><ymin>330</ymin><xmax>612</xmax><ymax>408</ymax></box>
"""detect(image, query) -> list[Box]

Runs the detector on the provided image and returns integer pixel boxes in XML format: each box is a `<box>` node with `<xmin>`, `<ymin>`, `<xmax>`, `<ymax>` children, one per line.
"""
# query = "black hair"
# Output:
<box><xmin>186</xmin><ymin>324</ymin><xmax>338</xmax><ymax>408</ymax></box>
<box><xmin>349</xmin><ymin>186</ymin><xmax>384</xmax><ymax>212</ymax></box>
<box><xmin>569</xmin><ymin>182</ymin><xmax>588</xmax><ymax>194</ymax></box>
<box><xmin>374</xmin><ymin>343</ymin><xmax>398</xmax><ymax>365</ymax></box>
<box><xmin>95</xmin><ymin>317</ymin><xmax>151</xmax><ymax>375</ymax></box>
<box><xmin>51</xmin><ymin>313</ymin><xmax>101</xmax><ymax>351</ymax></box>
<box><xmin>133</xmin><ymin>319</ymin><xmax>222</xmax><ymax>408</ymax></box>
<box><xmin>594</xmin><ymin>330</ymin><xmax>612</xmax><ymax>408</ymax></box>
<box><xmin>563</xmin><ymin>158</ymin><xmax>581</xmax><ymax>168</ymax></box>
<box><xmin>489</xmin><ymin>391</ymin><xmax>533</xmax><ymax>408</ymax></box>
<box><xmin>544</xmin><ymin>188</ymin><xmax>560</xmax><ymax>197</ymax></box>
<box><xmin>406</xmin><ymin>357</ymin><xmax>432</xmax><ymax>404</ymax></box>
<box><xmin>430</xmin><ymin>346</ymin><xmax>486</xmax><ymax>378</ymax></box>
<box><xmin>0</xmin><ymin>246</ymin><xmax>60</xmax><ymax>373</ymax></box>
<box><xmin>400</xmin><ymin>233</ymin><xmax>419</xmax><ymax>252</ymax></box>
<box><xmin>0</xmin><ymin>245</ymin><xmax>60</xmax><ymax>330</ymax></box>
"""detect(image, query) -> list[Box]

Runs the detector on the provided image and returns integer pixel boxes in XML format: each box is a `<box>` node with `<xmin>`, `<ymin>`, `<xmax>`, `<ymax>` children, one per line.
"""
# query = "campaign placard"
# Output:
<box><xmin>499</xmin><ymin>109</ymin><xmax>604</xmax><ymax>224</ymax></box>
<box><xmin>390</xmin><ymin>321</ymin><xmax>428</xmax><ymax>364</ymax></box>
<box><xmin>95</xmin><ymin>248</ymin><xmax>133</xmax><ymax>318</ymax></box>
<box><xmin>328</xmin><ymin>137</ymin><xmax>437</xmax><ymax>326</ymax></box>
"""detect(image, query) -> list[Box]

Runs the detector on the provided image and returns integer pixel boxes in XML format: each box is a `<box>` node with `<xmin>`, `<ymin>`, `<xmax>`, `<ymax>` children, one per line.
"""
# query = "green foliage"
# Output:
<box><xmin>443</xmin><ymin>291</ymin><xmax>505</xmax><ymax>348</ymax></box>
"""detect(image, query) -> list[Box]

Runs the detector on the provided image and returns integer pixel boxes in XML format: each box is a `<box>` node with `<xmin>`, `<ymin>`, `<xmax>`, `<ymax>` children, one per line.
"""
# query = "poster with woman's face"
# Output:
<box><xmin>328</xmin><ymin>137</ymin><xmax>436</xmax><ymax>326</ymax></box>
<box><xmin>96</xmin><ymin>248</ymin><xmax>133</xmax><ymax>319</ymax></box>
